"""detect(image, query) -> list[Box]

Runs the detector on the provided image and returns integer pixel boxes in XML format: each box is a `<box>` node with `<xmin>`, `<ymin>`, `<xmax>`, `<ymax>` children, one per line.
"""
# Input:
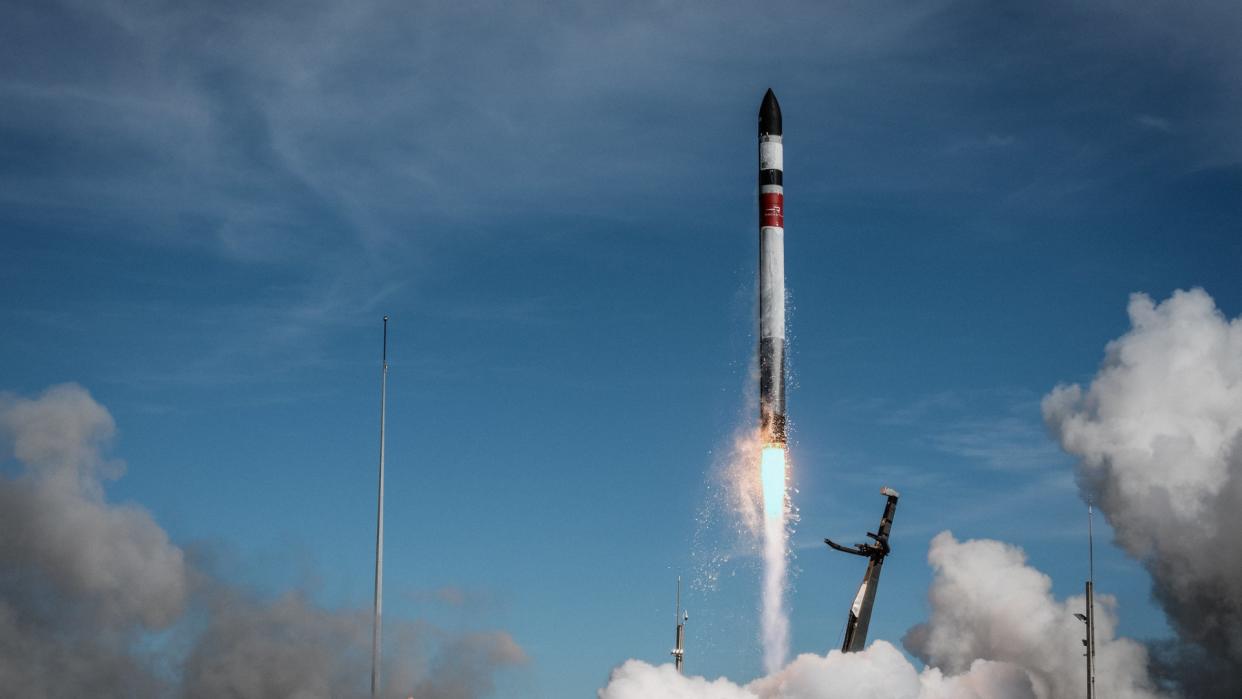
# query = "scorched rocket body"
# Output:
<box><xmin>758</xmin><ymin>89</ymin><xmax>787</xmax><ymax>447</ymax></box>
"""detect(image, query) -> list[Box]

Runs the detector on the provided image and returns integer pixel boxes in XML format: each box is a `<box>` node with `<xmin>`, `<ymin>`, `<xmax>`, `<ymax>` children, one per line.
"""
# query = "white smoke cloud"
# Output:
<box><xmin>0</xmin><ymin>383</ymin><xmax>524</xmax><ymax>698</ymax></box>
<box><xmin>0</xmin><ymin>384</ymin><xmax>188</xmax><ymax>629</ymax></box>
<box><xmin>1043</xmin><ymin>287</ymin><xmax>1242</xmax><ymax>694</ymax></box>
<box><xmin>601</xmin><ymin>659</ymin><xmax>757</xmax><ymax>699</ymax></box>
<box><xmin>181</xmin><ymin>587</ymin><xmax>525</xmax><ymax>699</ymax></box>
<box><xmin>599</xmin><ymin>640</ymin><xmax>1038</xmax><ymax>699</ymax></box>
<box><xmin>600</xmin><ymin>532</ymin><xmax>1162</xmax><ymax>699</ymax></box>
<box><xmin>905</xmin><ymin>533</ymin><xmax>1160</xmax><ymax>699</ymax></box>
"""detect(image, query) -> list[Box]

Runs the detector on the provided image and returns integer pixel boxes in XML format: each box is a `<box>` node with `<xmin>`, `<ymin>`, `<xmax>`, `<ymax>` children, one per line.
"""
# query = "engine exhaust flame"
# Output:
<box><xmin>760</xmin><ymin>445</ymin><xmax>786</xmax><ymax>519</ymax></box>
<box><xmin>760</xmin><ymin>444</ymin><xmax>789</xmax><ymax>672</ymax></box>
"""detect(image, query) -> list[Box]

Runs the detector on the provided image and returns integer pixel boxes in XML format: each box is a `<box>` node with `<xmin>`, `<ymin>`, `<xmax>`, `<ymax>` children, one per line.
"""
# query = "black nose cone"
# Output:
<box><xmin>758</xmin><ymin>88</ymin><xmax>782</xmax><ymax>136</ymax></box>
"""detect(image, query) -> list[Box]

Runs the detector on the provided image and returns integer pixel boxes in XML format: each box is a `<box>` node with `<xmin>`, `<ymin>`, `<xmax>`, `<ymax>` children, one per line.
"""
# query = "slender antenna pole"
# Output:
<box><xmin>371</xmin><ymin>316</ymin><xmax>388</xmax><ymax>698</ymax></box>
<box><xmin>1087</xmin><ymin>502</ymin><xmax>1095</xmax><ymax>699</ymax></box>
<box><xmin>672</xmin><ymin>577</ymin><xmax>686</xmax><ymax>673</ymax></box>
<box><xmin>1088</xmin><ymin>502</ymin><xmax>1095</xmax><ymax>585</ymax></box>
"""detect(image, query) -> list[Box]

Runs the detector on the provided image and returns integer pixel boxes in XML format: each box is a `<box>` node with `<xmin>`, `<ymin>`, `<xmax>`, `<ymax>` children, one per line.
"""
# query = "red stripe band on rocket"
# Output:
<box><xmin>760</xmin><ymin>191</ymin><xmax>784</xmax><ymax>228</ymax></box>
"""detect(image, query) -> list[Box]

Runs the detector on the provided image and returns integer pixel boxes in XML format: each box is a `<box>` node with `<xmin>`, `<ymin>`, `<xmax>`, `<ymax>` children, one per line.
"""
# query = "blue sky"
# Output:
<box><xmin>2</xmin><ymin>0</ymin><xmax>1241</xmax><ymax>696</ymax></box>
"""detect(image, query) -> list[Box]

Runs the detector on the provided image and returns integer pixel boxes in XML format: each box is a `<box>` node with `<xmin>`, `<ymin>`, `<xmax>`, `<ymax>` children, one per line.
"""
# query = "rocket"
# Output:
<box><xmin>758</xmin><ymin>88</ymin><xmax>786</xmax><ymax>446</ymax></box>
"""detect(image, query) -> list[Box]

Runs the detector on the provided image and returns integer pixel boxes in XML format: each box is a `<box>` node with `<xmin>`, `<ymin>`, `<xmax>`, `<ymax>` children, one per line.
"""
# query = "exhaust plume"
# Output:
<box><xmin>759</xmin><ymin>445</ymin><xmax>789</xmax><ymax>673</ymax></box>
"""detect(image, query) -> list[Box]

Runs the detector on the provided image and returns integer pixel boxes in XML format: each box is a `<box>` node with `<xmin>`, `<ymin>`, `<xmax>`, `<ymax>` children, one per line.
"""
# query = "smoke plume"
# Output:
<box><xmin>601</xmin><ymin>640</ymin><xmax>1038</xmax><ymax>699</ymax></box>
<box><xmin>600</xmin><ymin>532</ymin><xmax>1163</xmax><ymax>698</ymax></box>
<box><xmin>0</xmin><ymin>383</ymin><xmax>524</xmax><ymax>698</ymax></box>
<box><xmin>1043</xmin><ymin>288</ymin><xmax>1242</xmax><ymax>695</ymax></box>
<box><xmin>904</xmin><ymin>533</ymin><xmax>1160</xmax><ymax>698</ymax></box>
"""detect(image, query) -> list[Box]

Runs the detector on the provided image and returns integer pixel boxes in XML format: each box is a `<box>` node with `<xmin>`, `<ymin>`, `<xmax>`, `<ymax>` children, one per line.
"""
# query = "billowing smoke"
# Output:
<box><xmin>904</xmin><ymin>533</ymin><xmax>1160</xmax><ymax>698</ymax></box>
<box><xmin>600</xmin><ymin>532</ymin><xmax>1163</xmax><ymax>698</ymax></box>
<box><xmin>182</xmin><ymin>585</ymin><xmax>524</xmax><ymax>699</ymax></box>
<box><xmin>601</xmin><ymin>640</ymin><xmax>1039</xmax><ymax>699</ymax></box>
<box><xmin>0</xmin><ymin>384</ymin><xmax>186</xmax><ymax>696</ymax></box>
<box><xmin>1043</xmin><ymin>288</ymin><xmax>1242</xmax><ymax>695</ymax></box>
<box><xmin>0</xmin><ymin>383</ymin><xmax>524</xmax><ymax>698</ymax></box>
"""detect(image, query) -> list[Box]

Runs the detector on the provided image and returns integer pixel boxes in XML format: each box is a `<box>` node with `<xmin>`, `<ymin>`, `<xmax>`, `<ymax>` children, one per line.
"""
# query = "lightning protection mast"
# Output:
<box><xmin>1085</xmin><ymin>503</ymin><xmax>1097</xmax><ymax>699</ymax></box>
<box><xmin>1074</xmin><ymin>502</ymin><xmax>1097</xmax><ymax>699</ymax></box>
<box><xmin>370</xmin><ymin>316</ymin><xmax>389</xmax><ymax>698</ymax></box>
<box><xmin>671</xmin><ymin>577</ymin><xmax>687</xmax><ymax>672</ymax></box>
<box><xmin>825</xmin><ymin>487</ymin><xmax>900</xmax><ymax>652</ymax></box>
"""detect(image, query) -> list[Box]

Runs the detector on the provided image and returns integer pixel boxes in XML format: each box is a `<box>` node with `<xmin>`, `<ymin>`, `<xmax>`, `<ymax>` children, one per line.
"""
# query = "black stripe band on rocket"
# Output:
<box><xmin>759</xmin><ymin>170</ymin><xmax>783</xmax><ymax>186</ymax></box>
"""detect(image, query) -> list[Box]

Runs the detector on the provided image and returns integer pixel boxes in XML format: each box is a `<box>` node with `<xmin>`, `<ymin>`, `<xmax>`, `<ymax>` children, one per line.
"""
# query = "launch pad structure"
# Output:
<box><xmin>824</xmin><ymin>487</ymin><xmax>901</xmax><ymax>653</ymax></box>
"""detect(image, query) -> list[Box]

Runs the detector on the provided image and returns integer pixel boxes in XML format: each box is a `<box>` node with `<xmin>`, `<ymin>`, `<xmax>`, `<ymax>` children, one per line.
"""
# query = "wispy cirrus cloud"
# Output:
<box><xmin>930</xmin><ymin>414</ymin><xmax>1065</xmax><ymax>473</ymax></box>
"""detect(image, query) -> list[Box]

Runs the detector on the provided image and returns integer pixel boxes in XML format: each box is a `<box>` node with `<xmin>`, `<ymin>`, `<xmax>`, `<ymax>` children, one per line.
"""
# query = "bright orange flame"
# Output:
<box><xmin>760</xmin><ymin>445</ymin><xmax>787</xmax><ymax>518</ymax></box>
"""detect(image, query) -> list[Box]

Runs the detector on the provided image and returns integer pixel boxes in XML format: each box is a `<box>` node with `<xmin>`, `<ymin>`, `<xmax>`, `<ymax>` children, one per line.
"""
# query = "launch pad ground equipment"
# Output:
<box><xmin>824</xmin><ymin>486</ymin><xmax>900</xmax><ymax>652</ymax></box>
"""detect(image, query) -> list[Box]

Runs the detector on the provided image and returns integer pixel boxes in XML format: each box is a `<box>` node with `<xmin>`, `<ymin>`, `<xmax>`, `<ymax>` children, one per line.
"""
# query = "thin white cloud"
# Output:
<box><xmin>1135</xmin><ymin>114</ymin><xmax>1174</xmax><ymax>133</ymax></box>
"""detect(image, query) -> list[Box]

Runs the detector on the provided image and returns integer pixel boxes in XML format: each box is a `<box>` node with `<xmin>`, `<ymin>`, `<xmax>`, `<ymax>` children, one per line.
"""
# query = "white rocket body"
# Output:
<box><xmin>758</xmin><ymin>89</ymin><xmax>786</xmax><ymax>446</ymax></box>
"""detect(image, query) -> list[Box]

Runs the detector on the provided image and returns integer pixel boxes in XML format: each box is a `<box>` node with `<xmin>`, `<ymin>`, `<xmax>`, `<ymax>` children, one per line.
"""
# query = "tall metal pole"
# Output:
<box><xmin>371</xmin><ymin>316</ymin><xmax>388</xmax><ymax>698</ymax></box>
<box><xmin>672</xmin><ymin>577</ymin><xmax>686</xmax><ymax>673</ymax></box>
<box><xmin>1087</xmin><ymin>503</ymin><xmax>1096</xmax><ymax>699</ymax></box>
